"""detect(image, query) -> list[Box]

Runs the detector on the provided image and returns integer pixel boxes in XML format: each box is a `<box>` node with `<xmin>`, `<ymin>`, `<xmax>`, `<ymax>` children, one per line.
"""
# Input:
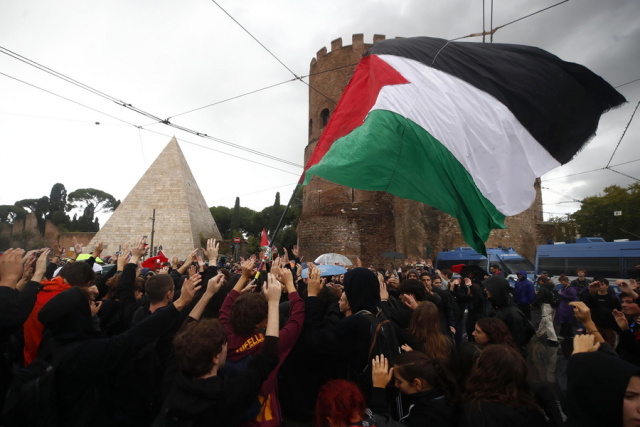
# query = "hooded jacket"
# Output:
<box><xmin>219</xmin><ymin>289</ymin><xmax>304</xmax><ymax>427</ymax></box>
<box><xmin>483</xmin><ymin>276</ymin><xmax>532</xmax><ymax>353</ymax></box>
<box><xmin>38</xmin><ymin>286</ymin><xmax>186</xmax><ymax>427</ymax></box>
<box><xmin>23</xmin><ymin>275</ymin><xmax>71</xmax><ymax>365</ymax></box>
<box><xmin>513</xmin><ymin>270</ymin><xmax>535</xmax><ymax>305</ymax></box>
<box><xmin>565</xmin><ymin>351</ymin><xmax>640</xmax><ymax>426</ymax></box>
<box><xmin>153</xmin><ymin>336</ymin><xmax>279</xmax><ymax>427</ymax></box>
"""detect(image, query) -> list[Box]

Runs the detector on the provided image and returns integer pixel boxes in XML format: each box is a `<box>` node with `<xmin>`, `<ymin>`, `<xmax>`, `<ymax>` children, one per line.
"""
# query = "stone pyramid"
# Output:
<box><xmin>88</xmin><ymin>137</ymin><xmax>221</xmax><ymax>258</ymax></box>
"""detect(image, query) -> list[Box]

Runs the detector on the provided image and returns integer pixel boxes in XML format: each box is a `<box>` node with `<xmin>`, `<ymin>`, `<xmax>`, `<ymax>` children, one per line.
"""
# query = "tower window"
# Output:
<box><xmin>320</xmin><ymin>109</ymin><xmax>330</xmax><ymax>128</ymax></box>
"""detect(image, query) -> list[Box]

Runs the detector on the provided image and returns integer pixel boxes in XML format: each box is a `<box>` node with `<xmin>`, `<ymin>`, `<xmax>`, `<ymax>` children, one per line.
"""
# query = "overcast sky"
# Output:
<box><xmin>1</xmin><ymin>0</ymin><xmax>638</xmax><ymax>229</ymax></box>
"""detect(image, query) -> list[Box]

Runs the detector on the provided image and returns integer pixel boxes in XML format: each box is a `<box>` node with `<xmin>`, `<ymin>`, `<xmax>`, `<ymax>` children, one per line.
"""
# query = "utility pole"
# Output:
<box><xmin>150</xmin><ymin>209</ymin><xmax>156</xmax><ymax>256</ymax></box>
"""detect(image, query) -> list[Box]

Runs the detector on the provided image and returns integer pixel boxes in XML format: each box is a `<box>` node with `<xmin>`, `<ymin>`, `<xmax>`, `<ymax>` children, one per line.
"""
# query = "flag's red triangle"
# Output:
<box><xmin>302</xmin><ymin>55</ymin><xmax>409</xmax><ymax>182</ymax></box>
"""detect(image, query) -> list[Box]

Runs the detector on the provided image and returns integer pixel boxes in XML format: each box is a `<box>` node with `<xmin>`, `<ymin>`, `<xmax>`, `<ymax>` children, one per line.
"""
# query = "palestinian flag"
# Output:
<box><xmin>302</xmin><ymin>36</ymin><xmax>625</xmax><ymax>253</ymax></box>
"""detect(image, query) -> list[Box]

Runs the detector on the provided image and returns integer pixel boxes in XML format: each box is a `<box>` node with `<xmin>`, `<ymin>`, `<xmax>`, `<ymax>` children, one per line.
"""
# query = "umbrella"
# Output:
<box><xmin>301</xmin><ymin>264</ymin><xmax>347</xmax><ymax>278</ymax></box>
<box><xmin>314</xmin><ymin>253</ymin><xmax>353</xmax><ymax>266</ymax></box>
<box><xmin>381</xmin><ymin>251</ymin><xmax>405</xmax><ymax>259</ymax></box>
<box><xmin>76</xmin><ymin>253</ymin><xmax>103</xmax><ymax>263</ymax></box>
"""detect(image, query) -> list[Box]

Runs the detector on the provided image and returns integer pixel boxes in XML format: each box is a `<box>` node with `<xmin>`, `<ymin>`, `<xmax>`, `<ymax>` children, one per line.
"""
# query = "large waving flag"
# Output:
<box><xmin>302</xmin><ymin>37</ymin><xmax>625</xmax><ymax>253</ymax></box>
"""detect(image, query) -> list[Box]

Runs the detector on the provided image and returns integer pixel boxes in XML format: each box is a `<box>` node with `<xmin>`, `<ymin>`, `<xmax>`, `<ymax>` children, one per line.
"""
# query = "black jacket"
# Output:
<box><xmin>153</xmin><ymin>336</ymin><xmax>279</xmax><ymax>427</ymax></box>
<box><xmin>483</xmin><ymin>276</ymin><xmax>533</xmax><ymax>354</ymax></box>
<box><xmin>38</xmin><ymin>287</ymin><xmax>186</xmax><ymax>427</ymax></box>
<box><xmin>371</xmin><ymin>386</ymin><xmax>456</xmax><ymax>427</ymax></box>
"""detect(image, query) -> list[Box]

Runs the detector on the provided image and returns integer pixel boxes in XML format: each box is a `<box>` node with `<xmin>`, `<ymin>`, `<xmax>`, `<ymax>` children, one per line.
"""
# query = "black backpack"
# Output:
<box><xmin>358</xmin><ymin>310</ymin><xmax>401</xmax><ymax>376</ymax></box>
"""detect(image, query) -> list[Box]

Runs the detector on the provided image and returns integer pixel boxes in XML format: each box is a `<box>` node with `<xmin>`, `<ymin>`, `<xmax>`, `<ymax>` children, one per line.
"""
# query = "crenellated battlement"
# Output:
<box><xmin>310</xmin><ymin>34</ymin><xmax>387</xmax><ymax>66</ymax></box>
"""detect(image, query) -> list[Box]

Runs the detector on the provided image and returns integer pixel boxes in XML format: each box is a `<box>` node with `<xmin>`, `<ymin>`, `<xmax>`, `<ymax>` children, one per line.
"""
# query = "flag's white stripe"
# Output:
<box><xmin>372</xmin><ymin>54</ymin><xmax>560</xmax><ymax>216</ymax></box>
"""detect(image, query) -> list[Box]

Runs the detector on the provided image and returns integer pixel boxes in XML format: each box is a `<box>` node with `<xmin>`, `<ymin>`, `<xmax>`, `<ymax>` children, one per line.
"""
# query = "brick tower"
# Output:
<box><xmin>87</xmin><ymin>137</ymin><xmax>221</xmax><ymax>257</ymax></box>
<box><xmin>298</xmin><ymin>35</ymin><xmax>544</xmax><ymax>265</ymax></box>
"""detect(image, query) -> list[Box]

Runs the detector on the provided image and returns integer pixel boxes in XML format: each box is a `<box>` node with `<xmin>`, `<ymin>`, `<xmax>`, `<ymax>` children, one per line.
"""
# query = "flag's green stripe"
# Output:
<box><xmin>304</xmin><ymin>110</ymin><xmax>506</xmax><ymax>253</ymax></box>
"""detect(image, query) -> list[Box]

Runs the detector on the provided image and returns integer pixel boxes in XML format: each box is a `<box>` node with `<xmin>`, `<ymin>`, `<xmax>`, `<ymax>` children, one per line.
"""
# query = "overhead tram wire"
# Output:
<box><xmin>0</xmin><ymin>71</ymin><xmax>139</xmax><ymax>128</ymax></box>
<box><xmin>0</xmin><ymin>45</ymin><xmax>303</xmax><ymax>169</ymax></box>
<box><xmin>208</xmin><ymin>0</ymin><xmax>338</xmax><ymax>106</ymax></box>
<box><xmin>453</xmin><ymin>0</ymin><xmax>570</xmax><ymax>42</ymax></box>
<box><xmin>616</xmin><ymin>77</ymin><xmax>640</xmax><ymax>89</ymax></box>
<box><xmin>138</xmin><ymin>127</ymin><xmax>301</xmax><ymax>177</ymax></box>
<box><xmin>606</xmin><ymin>101</ymin><xmax>639</xmax><ymax>168</ymax></box>
<box><xmin>153</xmin><ymin>62</ymin><xmax>357</xmax><ymax>125</ymax></box>
<box><xmin>0</xmin><ymin>71</ymin><xmax>300</xmax><ymax>177</ymax></box>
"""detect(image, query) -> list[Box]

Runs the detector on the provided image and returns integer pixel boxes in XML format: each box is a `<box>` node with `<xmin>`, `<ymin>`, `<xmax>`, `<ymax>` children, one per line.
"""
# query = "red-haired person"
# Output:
<box><xmin>315</xmin><ymin>379</ymin><xmax>375</xmax><ymax>427</ymax></box>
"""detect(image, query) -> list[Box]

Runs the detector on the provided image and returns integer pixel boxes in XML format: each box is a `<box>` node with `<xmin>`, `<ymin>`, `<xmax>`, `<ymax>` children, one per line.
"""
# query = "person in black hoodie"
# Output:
<box><xmin>0</xmin><ymin>248</ymin><xmax>48</xmax><ymax>424</ymax></box>
<box><xmin>153</xmin><ymin>273</ymin><xmax>282</xmax><ymax>427</ymax></box>
<box><xmin>37</xmin><ymin>271</ymin><xmax>202</xmax><ymax>427</ymax></box>
<box><xmin>483</xmin><ymin>275</ymin><xmax>533</xmax><ymax>355</ymax></box>
<box><xmin>565</xmin><ymin>334</ymin><xmax>640</xmax><ymax>426</ymax></box>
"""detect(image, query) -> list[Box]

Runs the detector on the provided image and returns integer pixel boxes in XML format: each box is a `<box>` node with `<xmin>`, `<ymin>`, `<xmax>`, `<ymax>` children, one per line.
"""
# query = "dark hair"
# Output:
<box><xmin>398</xmin><ymin>279</ymin><xmax>427</xmax><ymax>301</ymax></box>
<box><xmin>453</xmin><ymin>342</ymin><xmax>482</xmax><ymax>391</ymax></box>
<box><xmin>619</xmin><ymin>292</ymin><xmax>639</xmax><ymax>302</ymax></box>
<box><xmin>441</xmin><ymin>269</ymin><xmax>453</xmax><ymax>279</ymax></box>
<box><xmin>145</xmin><ymin>274</ymin><xmax>174</xmax><ymax>303</ymax></box>
<box><xmin>64</xmin><ymin>261</ymin><xmax>96</xmax><ymax>286</ymax></box>
<box><xmin>558</xmin><ymin>274</ymin><xmax>569</xmax><ymax>284</ymax></box>
<box><xmin>461</xmin><ymin>265</ymin><xmax>487</xmax><ymax>280</ymax></box>
<box><xmin>593</xmin><ymin>276</ymin><xmax>609</xmax><ymax>285</ymax></box>
<box><xmin>394</xmin><ymin>351</ymin><xmax>458</xmax><ymax>403</ymax></box>
<box><xmin>230</xmin><ymin>292</ymin><xmax>267</xmax><ymax>336</ymax></box>
<box><xmin>104</xmin><ymin>274</ymin><xmax>144</xmax><ymax>300</ymax></box>
<box><xmin>173</xmin><ymin>319</ymin><xmax>226</xmax><ymax>378</ymax></box>
<box><xmin>475</xmin><ymin>318</ymin><xmax>518</xmax><ymax>350</ymax></box>
<box><xmin>463</xmin><ymin>344</ymin><xmax>538</xmax><ymax>409</ymax></box>
<box><xmin>315</xmin><ymin>379</ymin><xmax>367</xmax><ymax>427</ymax></box>
<box><xmin>409</xmin><ymin>301</ymin><xmax>452</xmax><ymax>363</ymax></box>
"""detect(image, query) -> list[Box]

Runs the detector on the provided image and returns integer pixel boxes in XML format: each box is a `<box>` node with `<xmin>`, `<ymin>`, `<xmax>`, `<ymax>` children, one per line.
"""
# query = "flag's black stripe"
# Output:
<box><xmin>366</xmin><ymin>37</ymin><xmax>626</xmax><ymax>165</ymax></box>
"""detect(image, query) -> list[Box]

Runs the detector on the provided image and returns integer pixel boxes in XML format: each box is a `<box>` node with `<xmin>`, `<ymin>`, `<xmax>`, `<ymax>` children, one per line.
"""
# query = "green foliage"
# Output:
<box><xmin>210</xmin><ymin>206</ymin><xmax>233</xmax><ymax>238</ymax></box>
<box><xmin>571</xmin><ymin>183</ymin><xmax>640</xmax><ymax>241</ymax></box>
<box><xmin>48</xmin><ymin>183</ymin><xmax>69</xmax><ymax>213</ymax></box>
<box><xmin>68</xmin><ymin>188</ymin><xmax>120</xmax><ymax>213</ymax></box>
<box><xmin>0</xmin><ymin>205</ymin><xmax>27</xmax><ymax>223</ymax></box>
<box><xmin>16</xmin><ymin>196</ymin><xmax>50</xmax><ymax>233</ymax></box>
<box><xmin>209</xmin><ymin>188</ymin><xmax>302</xmax><ymax>255</ymax></box>
<box><xmin>47</xmin><ymin>183</ymin><xmax>71</xmax><ymax>228</ymax></box>
<box><xmin>546</xmin><ymin>215</ymin><xmax>579</xmax><ymax>243</ymax></box>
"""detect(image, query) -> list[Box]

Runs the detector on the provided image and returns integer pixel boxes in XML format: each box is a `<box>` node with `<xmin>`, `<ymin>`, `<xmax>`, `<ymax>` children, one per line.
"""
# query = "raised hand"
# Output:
<box><xmin>118</xmin><ymin>250</ymin><xmax>131</xmax><ymax>270</ymax></box>
<box><xmin>307</xmin><ymin>263</ymin><xmax>323</xmax><ymax>297</ymax></box>
<box><xmin>72</xmin><ymin>237</ymin><xmax>83</xmax><ymax>258</ymax></box>
<box><xmin>206</xmin><ymin>273</ymin><xmax>225</xmax><ymax>296</ymax></box>
<box><xmin>264</xmin><ymin>273</ymin><xmax>283</xmax><ymax>304</ymax></box>
<box><xmin>0</xmin><ymin>248</ymin><xmax>26</xmax><ymax>288</ymax></box>
<box><xmin>379</xmin><ymin>281</ymin><xmax>390</xmax><ymax>301</ymax></box>
<box><xmin>174</xmin><ymin>274</ymin><xmax>202</xmax><ymax>310</ymax></box>
<box><xmin>371</xmin><ymin>355</ymin><xmax>393</xmax><ymax>388</ymax></box>
<box><xmin>205</xmin><ymin>238</ymin><xmax>219</xmax><ymax>264</ymax></box>
<box><xmin>613</xmin><ymin>309</ymin><xmax>630</xmax><ymax>331</ymax></box>
<box><xmin>241</xmin><ymin>258</ymin><xmax>256</xmax><ymax>278</ymax></box>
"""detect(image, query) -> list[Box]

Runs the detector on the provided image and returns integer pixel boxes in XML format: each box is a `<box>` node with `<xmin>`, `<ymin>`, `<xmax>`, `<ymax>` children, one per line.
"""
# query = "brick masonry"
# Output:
<box><xmin>298</xmin><ymin>35</ymin><xmax>545</xmax><ymax>266</ymax></box>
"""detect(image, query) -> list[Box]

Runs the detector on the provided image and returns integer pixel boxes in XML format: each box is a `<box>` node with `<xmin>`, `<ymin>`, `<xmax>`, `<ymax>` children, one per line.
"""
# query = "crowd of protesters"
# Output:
<box><xmin>0</xmin><ymin>239</ymin><xmax>639</xmax><ymax>427</ymax></box>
